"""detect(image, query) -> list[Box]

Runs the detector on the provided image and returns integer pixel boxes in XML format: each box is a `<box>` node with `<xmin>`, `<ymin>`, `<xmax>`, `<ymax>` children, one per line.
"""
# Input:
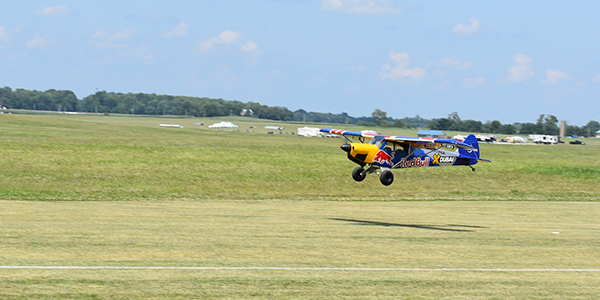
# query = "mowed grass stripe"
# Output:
<box><xmin>2</xmin><ymin>199</ymin><xmax>599</xmax><ymax>298</ymax></box>
<box><xmin>0</xmin><ymin>200</ymin><xmax>600</xmax><ymax>299</ymax></box>
<box><xmin>2</xmin><ymin>266</ymin><xmax>600</xmax><ymax>272</ymax></box>
<box><xmin>2</xmin><ymin>200</ymin><xmax>598</xmax><ymax>269</ymax></box>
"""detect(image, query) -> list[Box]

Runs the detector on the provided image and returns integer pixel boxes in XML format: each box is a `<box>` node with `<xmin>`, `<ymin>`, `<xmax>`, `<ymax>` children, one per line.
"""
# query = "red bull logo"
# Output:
<box><xmin>373</xmin><ymin>150</ymin><xmax>392</xmax><ymax>166</ymax></box>
<box><xmin>397</xmin><ymin>157</ymin><xmax>430</xmax><ymax>168</ymax></box>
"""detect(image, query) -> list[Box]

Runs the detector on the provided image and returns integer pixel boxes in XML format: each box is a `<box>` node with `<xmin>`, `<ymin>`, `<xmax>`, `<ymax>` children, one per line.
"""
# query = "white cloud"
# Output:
<box><xmin>322</xmin><ymin>0</ymin><xmax>402</xmax><ymax>15</ymax></box>
<box><xmin>462</xmin><ymin>77</ymin><xmax>487</xmax><ymax>86</ymax></box>
<box><xmin>91</xmin><ymin>28</ymin><xmax>136</xmax><ymax>41</ymax></box>
<box><xmin>452</xmin><ymin>17</ymin><xmax>481</xmax><ymax>35</ymax></box>
<box><xmin>507</xmin><ymin>53</ymin><xmax>534</xmax><ymax>81</ymax></box>
<box><xmin>592</xmin><ymin>75</ymin><xmax>600</xmax><ymax>83</ymax></box>
<box><xmin>380</xmin><ymin>51</ymin><xmax>426</xmax><ymax>81</ymax></box>
<box><xmin>218</xmin><ymin>30</ymin><xmax>241</xmax><ymax>44</ymax></box>
<box><xmin>545</xmin><ymin>69</ymin><xmax>571</xmax><ymax>84</ymax></box>
<box><xmin>164</xmin><ymin>21</ymin><xmax>190</xmax><ymax>39</ymax></box>
<box><xmin>35</xmin><ymin>5</ymin><xmax>73</xmax><ymax>17</ymax></box>
<box><xmin>439</xmin><ymin>58</ymin><xmax>472</xmax><ymax>69</ymax></box>
<box><xmin>196</xmin><ymin>30</ymin><xmax>257</xmax><ymax>53</ymax></box>
<box><xmin>25</xmin><ymin>36</ymin><xmax>52</xmax><ymax>49</ymax></box>
<box><xmin>0</xmin><ymin>26</ymin><xmax>10</xmax><ymax>42</ymax></box>
<box><xmin>241</xmin><ymin>41</ymin><xmax>258</xmax><ymax>52</ymax></box>
<box><xmin>196</xmin><ymin>36</ymin><xmax>221</xmax><ymax>53</ymax></box>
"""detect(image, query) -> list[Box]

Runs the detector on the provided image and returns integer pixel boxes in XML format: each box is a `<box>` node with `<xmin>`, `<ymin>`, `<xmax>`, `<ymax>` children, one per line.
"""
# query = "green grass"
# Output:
<box><xmin>1</xmin><ymin>114</ymin><xmax>600</xmax><ymax>298</ymax></box>
<box><xmin>1</xmin><ymin>114</ymin><xmax>599</xmax><ymax>201</ymax></box>
<box><xmin>1</xmin><ymin>200</ymin><xmax>599</xmax><ymax>299</ymax></box>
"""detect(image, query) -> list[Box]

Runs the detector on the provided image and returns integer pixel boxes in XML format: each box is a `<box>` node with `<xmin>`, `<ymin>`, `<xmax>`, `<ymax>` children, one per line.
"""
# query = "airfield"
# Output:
<box><xmin>1</xmin><ymin>113</ymin><xmax>599</xmax><ymax>299</ymax></box>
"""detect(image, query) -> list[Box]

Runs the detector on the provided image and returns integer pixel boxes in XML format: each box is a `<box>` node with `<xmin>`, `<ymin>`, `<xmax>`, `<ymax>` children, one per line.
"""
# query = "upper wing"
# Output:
<box><xmin>320</xmin><ymin>128</ymin><xmax>377</xmax><ymax>139</ymax></box>
<box><xmin>320</xmin><ymin>128</ymin><xmax>476</xmax><ymax>150</ymax></box>
<box><xmin>383</xmin><ymin>136</ymin><xmax>476</xmax><ymax>150</ymax></box>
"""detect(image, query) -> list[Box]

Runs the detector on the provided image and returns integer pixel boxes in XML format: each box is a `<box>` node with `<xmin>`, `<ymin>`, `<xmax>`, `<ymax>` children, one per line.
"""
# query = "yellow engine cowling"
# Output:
<box><xmin>341</xmin><ymin>143</ymin><xmax>380</xmax><ymax>165</ymax></box>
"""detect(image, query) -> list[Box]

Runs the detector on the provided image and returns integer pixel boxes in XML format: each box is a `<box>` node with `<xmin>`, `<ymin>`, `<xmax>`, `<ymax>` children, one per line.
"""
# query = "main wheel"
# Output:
<box><xmin>379</xmin><ymin>170</ymin><xmax>394</xmax><ymax>186</ymax></box>
<box><xmin>352</xmin><ymin>166</ymin><xmax>366</xmax><ymax>182</ymax></box>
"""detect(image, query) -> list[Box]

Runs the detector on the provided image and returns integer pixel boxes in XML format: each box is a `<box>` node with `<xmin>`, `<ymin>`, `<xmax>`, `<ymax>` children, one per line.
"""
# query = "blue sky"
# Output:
<box><xmin>1</xmin><ymin>0</ymin><xmax>599</xmax><ymax>125</ymax></box>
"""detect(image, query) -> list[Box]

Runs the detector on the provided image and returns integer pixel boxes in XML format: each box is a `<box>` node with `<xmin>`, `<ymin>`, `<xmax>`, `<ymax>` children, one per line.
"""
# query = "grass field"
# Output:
<box><xmin>1</xmin><ymin>113</ymin><xmax>599</xmax><ymax>201</ymax></box>
<box><xmin>2</xmin><ymin>200</ymin><xmax>599</xmax><ymax>299</ymax></box>
<box><xmin>1</xmin><ymin>114</ymin><xmax>599</xmax><ymax>299</ymax></box>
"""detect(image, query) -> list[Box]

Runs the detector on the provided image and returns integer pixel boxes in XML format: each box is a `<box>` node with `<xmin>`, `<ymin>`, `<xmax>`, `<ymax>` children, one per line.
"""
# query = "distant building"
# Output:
<box><xmin>417</xmin><ymin>130</ymin><xmax>446</xmax><ymax>139</ymax></box>
<box><xmin>596</xmin><ymin>130</ymin><xmax>600</xmax><ymax>138</ymax></box>
<box><xmin>240</xmin><ymin>109</ymin><xmax>254</xmax><ymax>116</ymax></box>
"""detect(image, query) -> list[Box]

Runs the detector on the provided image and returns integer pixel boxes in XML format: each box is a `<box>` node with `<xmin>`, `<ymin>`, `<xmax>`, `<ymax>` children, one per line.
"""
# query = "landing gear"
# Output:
<box><xmin>469</xmin><ymin>165</ymin><xmax>476</xmax><ymax>172</ymax></box>
<box><xmin>379</xmin><ymin>170</ymin><xmax>394</xmax><ymax>186</ymax></box>
<box><xmin>352</xmin><ymin>166</ymin><xmax>366</xmax><ymax>182</ymax></box>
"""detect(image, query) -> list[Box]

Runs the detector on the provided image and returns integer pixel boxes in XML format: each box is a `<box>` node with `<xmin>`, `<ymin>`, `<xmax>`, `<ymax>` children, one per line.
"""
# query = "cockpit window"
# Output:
<box><xmin>369</xmin><ymin>135</ymin><xmax>386</xmax><ymax>148</ymax></box>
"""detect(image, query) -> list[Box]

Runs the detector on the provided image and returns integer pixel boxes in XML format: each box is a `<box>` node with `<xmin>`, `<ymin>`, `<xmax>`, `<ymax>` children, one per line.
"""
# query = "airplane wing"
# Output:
<box><xmin>383</xmin><ymin>136</ymin><xmax>476</xmax><ymax>150</ymax></box>
<box><xmin>321</xmin><ymin>128</ymin><xmax>477</xmax><ymax>150</ymax></box>
<box><xmin>320</xmin><ymin>128</ymin><xmax>377</xmax><ymax>139</ymax></box>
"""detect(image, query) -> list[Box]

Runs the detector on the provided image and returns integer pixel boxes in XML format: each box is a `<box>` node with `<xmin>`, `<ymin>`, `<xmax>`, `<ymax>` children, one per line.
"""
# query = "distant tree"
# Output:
<box><xmin>435</xmin><ymin>118</ymin><xmax>455</xmax><ymax>130</ymax></box>
<box><xmin>427</xmin><ymin>120</ymin><xmax>438</xmax><ymax>130</ymax></box>
<box><xmin>490</xmin><ymin>120</ymin><xmax>502</xmax><ymax>133</ymax></box>
<box><xmin>461</xmin><ymin>120</ymin><xmax>483</xmax><ymax>132</ymax></box>
<box><xmin>566</xmin><ymin>125</ymin><xmax>587</xmax><ymax>137</ymax></box>
<box><xmin>519</xmin><ymin>122</ymin><xmax>537</xmax><ymax>134</ymax></box>
<box><xmin>448</xmin><ymin>112</ymin><xmax>461</xmax><ymax>122</ymax></box>
<box><xmin>535</xmin><ymin>114</ymin><xmax>547</xmax><ymax>134</ymax></box>
<box><xmin>371</xmin><ymin>109</ymin><xmax>388</xmax><ymax>127</ymax></box>
<box><xmin>402</xmin><ymin>115</ymin><xmax>429</xmax><ymax>128</ymax></box>
<box><xmin>542</xmin><ymin>114</ymin><xmax>559</xmax><ymax>135</ymax></box>
<box><xmin>500</xmin><ymin>124</ymin><xmax>517</xmax><ymax>134</ymax></box>
<box><xmin>586</xmin><ymin>120</ymin><xmax>600</xmax><ymax>134</ymax></box>
<box><xmin>392</xmin><ymin>119</ymin><xmax>406</xmax><ymax>128</ymax></box>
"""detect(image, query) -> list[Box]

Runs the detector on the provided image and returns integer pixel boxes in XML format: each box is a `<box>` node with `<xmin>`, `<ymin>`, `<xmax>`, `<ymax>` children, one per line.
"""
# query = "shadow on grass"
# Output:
<box><xmin>329</xmin><ymin>218</ymin><xmax>487</xmax><ymax>232</ymax></box>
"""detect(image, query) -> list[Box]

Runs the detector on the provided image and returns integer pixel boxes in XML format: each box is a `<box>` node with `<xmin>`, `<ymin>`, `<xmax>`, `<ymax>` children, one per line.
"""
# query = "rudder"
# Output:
<box><xmin>459</xmin><ymin>134</ymin><xmax>480</xmax><ymax>163</ymax></box>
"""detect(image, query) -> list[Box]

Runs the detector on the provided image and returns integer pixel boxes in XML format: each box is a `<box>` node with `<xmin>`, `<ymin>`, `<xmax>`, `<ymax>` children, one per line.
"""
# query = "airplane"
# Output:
<box><xmin>320</xmin><ymin>128</ymin><xmax>491</xmax><ymax>186</ymax></box>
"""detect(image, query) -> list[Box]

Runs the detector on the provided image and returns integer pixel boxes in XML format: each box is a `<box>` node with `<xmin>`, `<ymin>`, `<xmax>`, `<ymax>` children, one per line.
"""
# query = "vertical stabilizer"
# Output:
<box><xmin>459</xmin><ymin>134</ymin><xmax>480</xmax><ymax>164</ymax></box>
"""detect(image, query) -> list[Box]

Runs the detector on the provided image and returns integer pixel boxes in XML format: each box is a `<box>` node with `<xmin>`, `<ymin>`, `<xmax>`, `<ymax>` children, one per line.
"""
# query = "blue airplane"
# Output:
<box><xmin>320</xmin><ymin>128</ymin><xmax>491</xmax><ymax>186</ymax></box>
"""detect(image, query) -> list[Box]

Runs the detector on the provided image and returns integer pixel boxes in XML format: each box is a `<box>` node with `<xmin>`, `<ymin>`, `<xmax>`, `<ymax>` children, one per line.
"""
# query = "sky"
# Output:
<box><xmin>1</xmin><ymin>0</ymin><xmax>599</xmax><ymax>125</ymax></box>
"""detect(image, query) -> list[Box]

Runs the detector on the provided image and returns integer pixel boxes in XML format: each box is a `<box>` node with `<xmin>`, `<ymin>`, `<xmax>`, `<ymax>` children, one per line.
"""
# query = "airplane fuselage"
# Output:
<box><xmin>342</xmin><ymin>135</ymin><xmax>473</xmax><ymax>169</ymax></box>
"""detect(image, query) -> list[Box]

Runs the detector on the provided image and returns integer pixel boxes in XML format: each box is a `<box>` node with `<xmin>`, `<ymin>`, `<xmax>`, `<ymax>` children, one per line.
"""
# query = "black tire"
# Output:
<box><xmin>380</xmin><ymin>170</ymin><xmax>394</xmax><ymax>186</ymax></box>
<box><xmin>352</xmin><ymin>166</ymin><xmax>366</xmax><ymax>182</ymax></box>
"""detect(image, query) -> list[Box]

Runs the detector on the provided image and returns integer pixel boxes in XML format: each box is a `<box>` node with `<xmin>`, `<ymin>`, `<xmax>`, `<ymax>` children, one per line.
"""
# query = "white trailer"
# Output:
<box><xmin>529</xmin><ymin>135</ymin><xmax>559</xmax><ymax>144</ymax></box>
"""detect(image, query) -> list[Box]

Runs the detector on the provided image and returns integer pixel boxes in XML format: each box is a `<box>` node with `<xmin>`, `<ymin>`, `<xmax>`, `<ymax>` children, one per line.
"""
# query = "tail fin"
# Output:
<box><xmin>459</xmin><ymin>134</ymin><xmax>481</xmax><ymax>164</ymax></box>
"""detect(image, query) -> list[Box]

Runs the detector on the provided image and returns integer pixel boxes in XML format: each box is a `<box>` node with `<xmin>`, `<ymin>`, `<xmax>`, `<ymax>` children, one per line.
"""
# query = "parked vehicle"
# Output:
<box><xmin>529</xmin><ymin>135</ymin><xmax>559</xmax><ymax>144</ymax></box>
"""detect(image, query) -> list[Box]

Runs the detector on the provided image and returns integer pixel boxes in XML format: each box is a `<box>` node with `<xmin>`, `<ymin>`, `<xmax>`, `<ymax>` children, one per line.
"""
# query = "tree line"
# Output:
<box><xmin>1</xmin><ymin>86</ymin><xmax>598</xmax><ymax>136</ymax></box>
<box><xmin>0</xmin><ymin>87</ymin><xmax>294</xmax><ymax>121</ymax></box>
<box><xmin>426</xmin><ymin>112</ymin><xmax>599</xmax><ymax>137</ymax></box>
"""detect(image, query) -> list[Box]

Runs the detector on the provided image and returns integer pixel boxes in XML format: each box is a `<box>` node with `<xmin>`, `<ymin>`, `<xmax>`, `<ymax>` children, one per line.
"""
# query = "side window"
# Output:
<box><xmin>393</xmin><ymin>143</ymin><xmax>405</xmax><ymax>153</ymax></box>
<box><xmin>382</xmin><ymin>141</ymin><xmax>392</xmax><ymax>153</ymax></box>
